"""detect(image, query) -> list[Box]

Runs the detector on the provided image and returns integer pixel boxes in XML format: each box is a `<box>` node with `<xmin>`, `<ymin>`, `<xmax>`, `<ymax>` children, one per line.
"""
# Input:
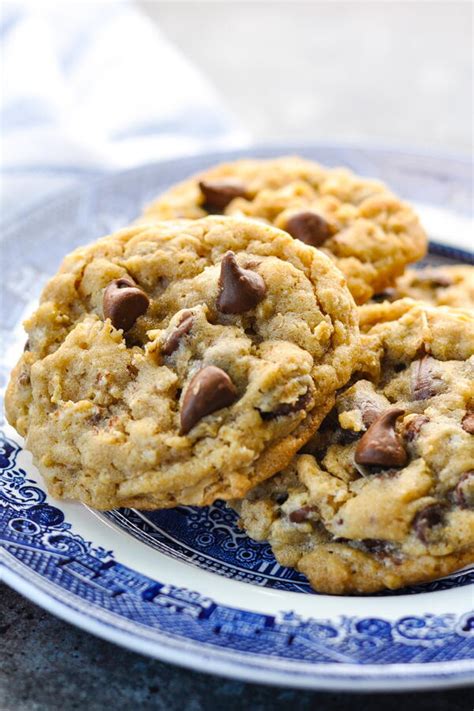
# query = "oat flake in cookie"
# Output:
<box><xmin>5</xmin><ymin>216</ymin><xmax>359</xmax><ymax>510</ymax></box>
<box><xmin>234</xmin><ymin>300</ymin><xmax>474</xmax><ymax>594</ymax></box>
<box><xmin>142</xmin><ymin>156</ymin><xmax>427</xmax><ymax>304</ymax></box>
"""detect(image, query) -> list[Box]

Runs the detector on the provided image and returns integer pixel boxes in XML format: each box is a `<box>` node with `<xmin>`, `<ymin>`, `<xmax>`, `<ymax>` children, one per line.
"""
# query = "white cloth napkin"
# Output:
<box><xmin>1</xmin><ymin>1</ymin><xmax>247</xmax><ymax>223</ymax></box>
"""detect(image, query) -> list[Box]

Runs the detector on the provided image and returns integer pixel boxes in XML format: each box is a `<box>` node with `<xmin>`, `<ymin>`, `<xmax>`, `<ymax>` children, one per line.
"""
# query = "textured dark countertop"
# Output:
<box><xmin>1</xmin><ymin>583</ymin><xmax>472</xmax><ymax>711</ymax></box>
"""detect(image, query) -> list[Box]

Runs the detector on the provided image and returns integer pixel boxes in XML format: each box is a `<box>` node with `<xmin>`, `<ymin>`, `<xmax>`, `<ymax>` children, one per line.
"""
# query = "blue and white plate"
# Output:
<box><xmin>1</xmin><ymin>145</ymin><xmax>473</xmax><ymax>691</ymax></box>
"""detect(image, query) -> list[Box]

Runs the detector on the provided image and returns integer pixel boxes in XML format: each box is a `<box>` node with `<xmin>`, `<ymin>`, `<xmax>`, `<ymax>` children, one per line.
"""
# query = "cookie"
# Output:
<box><xmin>5</xmin><ymin>216</ymin><xmax>359</xmax><ymax>510</ymax></box>
<box><xmin>373</xmin><ymin>265</ymin><xmax>474</xmax><ymax>309</ymax></box>
<box><xmin>142</xmin><ymin>156</ymin><xmax>427</xmax><ymax>304</ymax></box>
<box><xmin>234</xmin><ymin>300</ymin><xmax>474</xmax><ymax>594</ymax></box>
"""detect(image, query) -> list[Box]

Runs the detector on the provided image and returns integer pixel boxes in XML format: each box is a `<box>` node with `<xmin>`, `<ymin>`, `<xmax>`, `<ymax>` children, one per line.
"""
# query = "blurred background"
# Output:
<box><xmin>2</xmin><ymin>0</ymin><xmax>472</xmax><ymax>224</ymax></box>
<box><xmin>139</xmin><ymin>1</ymin><xmax>472</xmax><ymax>153</ymax></box>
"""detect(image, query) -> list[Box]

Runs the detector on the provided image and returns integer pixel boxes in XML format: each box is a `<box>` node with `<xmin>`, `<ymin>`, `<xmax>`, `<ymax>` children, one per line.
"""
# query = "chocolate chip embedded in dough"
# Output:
<box><xmin>180</xmin><ymin>365</ymin><xmax>237</xmax><ymax>435</ymax></box>
<box><xmin>454</xmin><ymin>471</ymin><xmax>474</xmax><ymax>509</ymax></box>
<box><xmin>289</xmin><ymin>506</ymin><xmax>317</xmax><ymax>523</ymax></box>
<box><xmin>412</xmin><ymin>504</ymin><xmax>446</xmax><ymax>543</ymax></box>
<box><xmin>354</xmin><ymin>408</ymin><xmax>407</xmax><ymax>468</ymax></box>
<box><xmin>404</xmin><ymin>415</ymin><xmax>430</xmax><ymax>442</ymax></box>
<box><xmin>103</xmin><ymin>277</ymin><xmax>150</xmax><ymax>332</ymax></box>
<box><xmin>411</xmin><ymin>355</ymin><xmax>440</xmax><ymax>400</ymax></box>
<box><xmin>461</xmin><ymin>412</ymin><xmax>474</xmax><ymax>435</ymax></box>
<box><xmin>217</xmin><ymin>251</ymin><xmax>266</xmax><ymax>314</ymax></box>
<box><xmin>162</xmin><ymin>311</ymin><xmax>194</xmax><ymax>356</ymax></box>
<box><xmin>199</xmin><ymin>179</ymin><xmax>247</xmax><ymax>213</ymax></box>
<box><xmin>18</xmin><ymin>369</ymin><xmax>30</xmax><ymax>386</ymax></box>
<box><xmin>259</xmin><ymin>391</ymin><xmax>311</xmax><ymax>421</ymax></box>
<box><xmin>285</xmin><ymin>211</ymin><xmax>332</xmax><ymax>247</ymax></box>
<box><xmin>371</xmin><ymin>288</ymin><xmax>398</xmax><ymax>303</ymax></box>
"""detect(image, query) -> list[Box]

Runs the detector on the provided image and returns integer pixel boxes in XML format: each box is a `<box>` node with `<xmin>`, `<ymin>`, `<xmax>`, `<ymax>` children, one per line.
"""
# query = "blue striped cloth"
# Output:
<box><xmin>1</xmin><ymin>2</ymin><xmax>247</xmax><ymax>223</ymax></box>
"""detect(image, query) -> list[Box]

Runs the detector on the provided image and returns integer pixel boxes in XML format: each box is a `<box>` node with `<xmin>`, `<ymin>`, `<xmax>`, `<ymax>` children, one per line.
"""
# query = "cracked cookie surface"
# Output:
<box><xmin>142</xmin><ymin>156</ymin><xmax>427</xmax><ymax>304</ymax></box>
<box><xmin>5</xmin><ymin>216</ymin><xmax>359</xmax><ymax>510</ymax></box>
<box><xmin>234</xmin><ymin>300</ymin><xmax>474</xmax><ymax>594</ymax></box>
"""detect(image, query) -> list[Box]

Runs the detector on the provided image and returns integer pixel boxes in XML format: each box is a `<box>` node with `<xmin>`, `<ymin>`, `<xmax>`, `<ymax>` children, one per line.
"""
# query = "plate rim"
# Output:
<box><xmin>2</xmin><ymin>564</ymin><xmax>474</xmax><ymax>692</ymax></box>
<box><xmin>1</xmin><ymin>142</ymin><xmax>473</xmax><ymax>691</ymax></box>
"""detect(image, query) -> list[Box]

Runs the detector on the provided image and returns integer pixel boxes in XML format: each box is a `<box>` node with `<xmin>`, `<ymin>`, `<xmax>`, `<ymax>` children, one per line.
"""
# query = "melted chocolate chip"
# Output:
<box><xmin>162</xmin><ymin>311</ymin><xmax>194</xmax><ymax>356</ymax></box>
<box><xmin>289</xmin><ymin>506</ymin><xmax>317</xmax><ymax>523</ymax></box>
<box><xmin>259</xmin><ymin>391</ymin><xmax>311</xmax><ymax>421</ymax></box>
<box><xmin>274</xmin><ymin>492</ymin><xmax>289</xmax><ymax>505</ymax></box>
<box><xmin>412</xmin><ymin>356</ymin><xmax>438</xmax><ymax>400</ymax></box>
<box><xmin>199</xmin><ymin>179</ymin><xmax>247</xmax><ymax>213</ymax></box>
<box><xmin>180</xmin><ymin>365</ymin><xmax>237</xmax><ymax>435</ymax></box>
<box><xmin>355</xmin><ymin>408</ymin><xmax>407</xmax><ymax>468</ymax></box>
<box><xmin>412</xmin><ymin>504</ymin><xmax>446</xmax><ymax>543</ymax></box>
<box><xmin>404</xmin><ymin>415</ymin><xmax>430</xmax><ymax>442</ymax></box>
<box><xmin>285</xmin><ymin>211</ymin><xmax>332</xmax><ymax>247</ymax></box>
<box><xmin>454</xmin><ymin>471</ymin><xmax>474</xmax><ymax>509</ymax></box>
<box><xmin>461</xmin><ymin>412</ymin><xmax>474</xmax><ymax>435</ymax></box>
<box><xmin>216</xmin><ymin>251</ymin><xmax>266</xmax><ymax>314</ymax></box>
<box><xmin>103</xmin><ymin>277</ymin><xmax>149</xmax><ymax>332</ymax></box>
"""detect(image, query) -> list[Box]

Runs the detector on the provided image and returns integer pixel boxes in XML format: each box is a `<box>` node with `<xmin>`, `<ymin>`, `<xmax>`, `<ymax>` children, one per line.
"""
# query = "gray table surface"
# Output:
<box><xmin>1</xmin><ymin>2</ymin><xmax>473</xmax><ymax>709</ymax></box>
<box><xmin>1</xmin><ymin>583</ymin><xmax>473</xmax><ymax>711</ymax></box>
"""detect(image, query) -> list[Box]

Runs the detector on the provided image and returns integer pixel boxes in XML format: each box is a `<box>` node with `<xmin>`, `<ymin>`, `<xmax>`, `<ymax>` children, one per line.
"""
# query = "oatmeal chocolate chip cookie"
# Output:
<box><xmin>372</xmin><ymin>265</ymin><xmax>474</xmax><ymax>310</ymax></box>
<box><xmin>142</xmin><ymin>156</ymin><xmax>427</xmax><ymax>304</ymax></box>
<box><xmin>234</xmin><ymin>300</ymin><xmax>474</xmax><ymax>594</ymax></box>
<box><xmin>5</xmin><ymin>216</ymin><xmax>359</xmax><ymax>510</ymax></box>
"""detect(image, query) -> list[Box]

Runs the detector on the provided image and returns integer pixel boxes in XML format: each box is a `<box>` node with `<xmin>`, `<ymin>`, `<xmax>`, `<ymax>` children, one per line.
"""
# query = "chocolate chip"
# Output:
<box><xmin>274</xmin><ymin>492</ymin><xmax>289</xmax><ymax>505</ymax></box>
<box><xmin>126</xmin><ymin>364</ymin><xmax>139</xmax><ymax>379</ymax></box>
<box><xmin>89</xmin><ymin>411</ymin><xmax>102</xmax><ymax>426</ymax></box>
<box><xmin>412</xmin><ymin>504</ymin><xmax>446</xmax><ymax>543</ymax></box>
<box><xmin>23</xmin><ymin>340</ymin><xmax>30</xmax><ymax>352</ymax></box>
<box><xmin>360</xmin><ymin>539</ymin><xmax>390</xmax><ymax>557</ymax></box>
<box><xmin>354</xmin><ymin>408</ymin><xmax>407</xmax><ymax>468</ymax></box>
<box><xmin>199</xmin><ymin>179</ymin><xmax>247</xmax><ymax>213</ymax></box>
<box><xmin>404</xmin><ymin>415</ymin><xmax>430</xmax><ymax>442</ymax></box>
<box><xmin>289</xmin><ymin>506</ymin><xmax>317</xmax><ymax>523</ymax></box>
<box><xmin>411</xmin><ymin>356</ymin><xmax>439</xmax><ymax>400</ymax></box>
<box><xmin>103</xmin><ymin>277</ymin><xmax>150</xmax><ymax>332</ymax></box>
<box><xmin>335</xmin><ymin>427</ymin><xmax>361</xmax><ymax>445</ymax></box>
<box><xmin>454</xmin><ymin>471</ymin><xmax>474</xmax><ymax>509</ymax></box>
<box><xmin>162</xmin><ymin>311</ymin><xmax>194</xmax><ymax>356</ymax></box>
<box><xmin>393</xmin><ymin>363</ymin><xmax>407</xmax><ymax>373</ymax></box>
<box><xmin>216</xmin><ymin>251</ymin><xmax>266</xmax><ymax>314</ymax></box>
<box><xmin>362</xmin><ymin>407</ymin><xmax>384</xmax><ymax>427</ymax></box>
<box><xmin>18</xmin><ymin>370</ymin><xmax>30</xmax><ymax>386</ymax></box>
<box><xmin>259</xmin><ymin>391</ymin><xmax>311</xmax><ymax>421</ymax></box>
<box><xmin>344</xmin><ymin>389</ymin><xmax>386</xmax><ymax>428</ymax></box>
<box><xmin>462</xmin><ymin>412</ymin><xmax>474</xmax><ymax>435</ymax></box>
<box><xmin>285</xmin><ymin>211</ymin><xmax>331</xmax><ymax>247</ymax></box>
<box><xmin>180</xmin><ymin>365</ymin><xmax>237</xmax><ymax>435</ymax></box>
<box><xmin>371</xmin><ymin>288</ymin><xmax>398</xmax><ymax>303</ymax></box>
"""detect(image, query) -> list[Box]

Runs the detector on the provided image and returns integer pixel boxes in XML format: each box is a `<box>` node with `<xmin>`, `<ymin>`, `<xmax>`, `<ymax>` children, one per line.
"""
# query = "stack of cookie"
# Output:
<box><xmin>5</xmin><ymin>156</ymin><xmax>473</xmax><ymax>594</ymax></box>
